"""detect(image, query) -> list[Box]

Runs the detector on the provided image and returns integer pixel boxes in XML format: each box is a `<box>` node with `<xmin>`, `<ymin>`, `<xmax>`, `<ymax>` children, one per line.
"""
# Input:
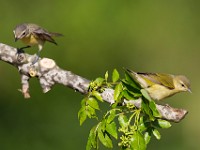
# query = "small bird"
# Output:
<box><xmin>126</xmin><ymin>69</ymin><xmax>191</xmax><ymax>101</ymax></box>
<box><xmin>13</xmin><ymin>23</ymin><xmax>63</xmax><ymax>63</ymax></box>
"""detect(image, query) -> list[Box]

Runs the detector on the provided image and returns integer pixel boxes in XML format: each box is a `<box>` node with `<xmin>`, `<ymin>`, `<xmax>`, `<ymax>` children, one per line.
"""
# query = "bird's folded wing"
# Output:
<box><xmin>139</xmin><ymin>73</ymin><xmax>175</xmax><ymax>89</ymax></box>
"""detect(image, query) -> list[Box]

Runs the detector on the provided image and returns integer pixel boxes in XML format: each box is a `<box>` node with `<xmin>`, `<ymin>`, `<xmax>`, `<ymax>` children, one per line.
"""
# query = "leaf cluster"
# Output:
<box><xmin>78</xmin><ymin>69</ymin><xmax>171</xmax><ymax>150</ymax></box>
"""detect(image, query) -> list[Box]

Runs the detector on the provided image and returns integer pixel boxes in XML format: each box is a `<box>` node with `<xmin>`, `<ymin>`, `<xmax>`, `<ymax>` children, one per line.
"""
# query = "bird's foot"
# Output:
<box><xmin>17</xmin><ymin>48</ymin><xmax>25</xmax><ymax>54</ymax></box>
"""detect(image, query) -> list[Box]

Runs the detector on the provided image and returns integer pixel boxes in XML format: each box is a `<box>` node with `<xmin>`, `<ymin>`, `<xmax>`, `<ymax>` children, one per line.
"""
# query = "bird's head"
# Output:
<box><xmin>13</xmin><ymin>23</ymin><xmax>29</xmax><ymax>42</ymax></box>
<box><xmin>173</xmin><ymin>75</ymin><xmax>191</xmax><ymax>93</ymax></box>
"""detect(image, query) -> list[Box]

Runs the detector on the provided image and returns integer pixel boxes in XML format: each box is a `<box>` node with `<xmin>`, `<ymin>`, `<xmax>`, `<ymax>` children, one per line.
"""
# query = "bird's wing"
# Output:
<box><xmin>138</xmin><ymin>73</ymin><xmax>175</xmax><ymax>89</ymax></box>
<box><xmin>33</xmin><ymin>28</ymin><xmax>57</xmax><ymax>45</ymax></box>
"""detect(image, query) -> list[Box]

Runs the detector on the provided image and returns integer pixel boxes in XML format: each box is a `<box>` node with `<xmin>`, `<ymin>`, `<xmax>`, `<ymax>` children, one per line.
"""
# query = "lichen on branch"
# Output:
<box><xmin>0</xmin><ymin>43</ymin><xmax>188</xmax><ymax>123</ymax></box>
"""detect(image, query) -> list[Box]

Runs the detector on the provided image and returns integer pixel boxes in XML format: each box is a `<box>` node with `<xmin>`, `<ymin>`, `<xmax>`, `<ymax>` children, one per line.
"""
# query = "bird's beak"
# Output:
<box><xmin>14</xmin><ymin>37</ymin><xmax>18</xmax><ymax>42</ymax></box>
<box><xmin>188</xmin><ymin>88</ymin><xmax>192</xmax><ymax>93</ymax></box>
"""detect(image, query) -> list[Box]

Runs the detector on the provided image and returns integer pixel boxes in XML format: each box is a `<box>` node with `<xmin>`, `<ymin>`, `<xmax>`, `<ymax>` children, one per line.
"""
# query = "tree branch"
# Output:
<box><xmin>0</xmin><ymin>43</ymin><xmax>188</xmax><ymax>122</ymax></box>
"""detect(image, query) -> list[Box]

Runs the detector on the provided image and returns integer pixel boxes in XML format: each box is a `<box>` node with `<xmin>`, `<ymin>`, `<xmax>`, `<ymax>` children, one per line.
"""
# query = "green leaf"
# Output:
<box><xmin>107</xmin><ymin>109</ymin><xmax>116</xmax><ymax>124</ymax></box>
<box><xmin>118</xmin><ymin>114</ymin><xmax>128</xmax><ymax>127</ymax></box>
<box><xmin>139</xmin><ymin>122</ymin><xmax>150</xmax><ymax>132</ymax></box>
<box><xmin>144</xmin><ymin>130</ymin><xmax>152</xmax><ymax>144</ymax></box>
<box><xmin>141</xmin><ymin>89</ymin><xmax>152</xmax><ymax>101</ymax></box>
<box><xmin>149</xmin><ymin>101</ymin><xmax>161</xmax><ymax>117</ymax></box>
<box><xmin>98</xmin><ymin>126</ymin><xmax>113</xmax><ymax>148</ymax></box>
<box><xmin>106</xmin><ymin>122</ymin><xmax>118</xmax><ymax>139</ymax></box>
<box><xmin>86</xmin><ymin>105</ymin><xmax>96</xmax><ymax>119</ymax></box>
<box><xmin>121</xmin><ymin>80</ymin><xmax>141</xmax><ymax>97</ymax></box>
<box><xmin>105</xmin><ymin>71</ymin><xmax>109</xmax><ymax>81</ymax></box>
<box><xmin>124</xmin><ymin>71</ymin><xmax>141</xmax><ymax>90</ymax></box>
<box><xmin>99</xmin><ymin>120</ymin><xmax>106</xmax><ymax>132</ymax></box>
<box><xmin>130</xmin><ymin>131</ymin><xmax>146</xmax><ymax>150</ymax></box>
<box><xmin>121</xmin><ymin>90</ymin><xmax>135</xmax><ymax>100</ymax></box>
<box><xmin>86</xmin><ymin>125</ymin><xmax>98</xmax><ymax>150</ymax></box>
<box><xmin>80</xmin><ymin>98</ymin><xmax>87</xmax><ymax>106</ymax></box>
<box><xmin>92</xmin><ymin>91</ymin><xmax>103</xmax><ymax>102</ymax></box>
<box><xmin>78</xmin><ymin>107</ymin><xmax>87</xmax><ymax>126</ymax></box>
<box><xmin>152</xmin><ymin>128</ymin><xmax>161</xmax><ymax>140</ymax></box>
<box><xmin>114</xmin><ymin>83</ymin><xmax>123</xmax><ymax>101</ymax></box>
<box><xmin>112</xmin><ymin>69</ymin><xmax>120</xmax><ymax>82</ymax></box>
<box><xmin>153</xmin><ymin>119</ymin><xmax>171</xmax><ymax>129</ymax></box>
<box><xmin>111</xmin><ymin>102</ymin><xmax>118</xmax><ymax>109</ymax></box>
<box><xmin>94</xmin><ymin>77</ymin><xmax>105</xmax><ymax>86</ymax></box>
<box><xmin>141</xmin><ymin>100</ymin><xmax>154</xmax><ymax>121</ymax></box>
<box><xmin>87</xmin><ymin>97</ymin><xmax>100</xmax><ymax>110</ymax></box>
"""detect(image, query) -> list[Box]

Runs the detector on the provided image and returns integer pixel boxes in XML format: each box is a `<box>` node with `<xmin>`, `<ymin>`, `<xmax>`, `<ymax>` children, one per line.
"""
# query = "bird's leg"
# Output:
<box><xmin>31</xmin><ymin>50</ymin><xmax>41</xmax><ymax>65</ymax></box>
<box><xmin>31</xmin><ymin>44</ymin><xmax>43</xmax><ymax>65</ymax></box>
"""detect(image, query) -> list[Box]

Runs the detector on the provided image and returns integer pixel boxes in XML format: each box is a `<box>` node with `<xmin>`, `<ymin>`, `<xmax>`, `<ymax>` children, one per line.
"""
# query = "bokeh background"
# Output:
<box><xmin>0</xmin><ymin>0</ymin><xmax>199</xmax><ymax>149</ymax></box>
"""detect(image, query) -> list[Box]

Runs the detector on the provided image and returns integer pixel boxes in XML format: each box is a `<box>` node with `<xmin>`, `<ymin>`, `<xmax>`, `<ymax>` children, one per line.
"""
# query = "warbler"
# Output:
<box><xmin>126</xmin><ymin>69</ymin><xmax>191</xmax><ymax>101</ymax></box>
<box><xmin>13</xmin><ymin>23</ymin><xmax>63</xmax><ymax>63</ymax></box>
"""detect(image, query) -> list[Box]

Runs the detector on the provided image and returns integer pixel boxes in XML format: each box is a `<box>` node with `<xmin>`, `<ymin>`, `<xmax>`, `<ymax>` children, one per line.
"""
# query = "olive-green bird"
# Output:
<box><xmin>126</xmin><ymin>69</ymin><xmax>191</xmax><ymax>101</ymax></box>
<box><xmin>13</xmin><ymin>23</ymin><xmax>63</xmax><ymax>63</ymax></box>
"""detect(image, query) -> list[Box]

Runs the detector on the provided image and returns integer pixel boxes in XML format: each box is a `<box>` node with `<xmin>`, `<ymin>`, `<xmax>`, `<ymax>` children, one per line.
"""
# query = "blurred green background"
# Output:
<box><xmin>0</xmin><ymin>0</ymin><xmax>199</xmax><ymax>149</ymax></box>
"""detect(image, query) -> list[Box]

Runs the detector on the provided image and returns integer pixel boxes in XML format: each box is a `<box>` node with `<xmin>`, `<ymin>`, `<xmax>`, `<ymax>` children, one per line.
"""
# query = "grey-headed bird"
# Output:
<box><xmin>13</xmin><ymin>23</ymin><xmax>63</xmax><ymax>63</ymax></box>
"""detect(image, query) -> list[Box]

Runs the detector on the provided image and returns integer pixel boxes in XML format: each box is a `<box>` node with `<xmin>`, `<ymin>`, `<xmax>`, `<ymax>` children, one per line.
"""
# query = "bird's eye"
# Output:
<box><xmin>181</xmin><ymin>83</ymin><xmax>185</xmax><ymax>87</ymax></box>
<box><xmin>22</xmin><ymin>32</ymin><xmax>26</xmax><ymax>35</ymax></box>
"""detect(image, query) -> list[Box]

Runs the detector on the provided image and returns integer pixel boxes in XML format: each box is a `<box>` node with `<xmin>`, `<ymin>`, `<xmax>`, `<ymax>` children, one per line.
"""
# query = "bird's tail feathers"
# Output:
<box><xmin>123</xmin><ymin>68</ymin><xmax>136</xmax><ymax>75</ymax></box>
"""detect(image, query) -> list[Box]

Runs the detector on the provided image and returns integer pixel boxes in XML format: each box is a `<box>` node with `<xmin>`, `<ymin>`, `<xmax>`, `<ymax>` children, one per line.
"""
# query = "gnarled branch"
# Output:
<box><xmin>0</xmin><ymin>43</ymin><xmax>188</xmax><ymax>122</ymax></box>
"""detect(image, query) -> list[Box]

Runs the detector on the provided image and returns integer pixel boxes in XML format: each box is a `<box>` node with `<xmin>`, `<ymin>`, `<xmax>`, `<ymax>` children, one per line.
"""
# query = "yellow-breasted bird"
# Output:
<box><xmin>126</xmin><ymin>69</ymin><xmax>191</xmax><ymax>101</ymax></box>
<box><xmin>13</xmin><ymin>23</ymin><xmax>63</xmax><ymax>63</ymax></box>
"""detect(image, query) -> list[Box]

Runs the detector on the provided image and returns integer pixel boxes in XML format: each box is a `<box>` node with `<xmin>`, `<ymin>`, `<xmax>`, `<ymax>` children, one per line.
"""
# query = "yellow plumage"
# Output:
<box><xmin>126</xmin><ymin>69</ymin><xmax>191</xmax><ymax>101</ymax></box>
<box><xmin>21</xmin><ymin>34</ymin><xmax>43</xmax><ymax>46</ymax></box>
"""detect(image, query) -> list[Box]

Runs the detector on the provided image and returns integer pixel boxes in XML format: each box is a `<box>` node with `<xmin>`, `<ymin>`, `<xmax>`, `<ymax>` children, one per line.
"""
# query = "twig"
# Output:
<box><xmin>0</xmin><ymin>43</ymin><xmax>188</xmax><ymax>122</ymax></box>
